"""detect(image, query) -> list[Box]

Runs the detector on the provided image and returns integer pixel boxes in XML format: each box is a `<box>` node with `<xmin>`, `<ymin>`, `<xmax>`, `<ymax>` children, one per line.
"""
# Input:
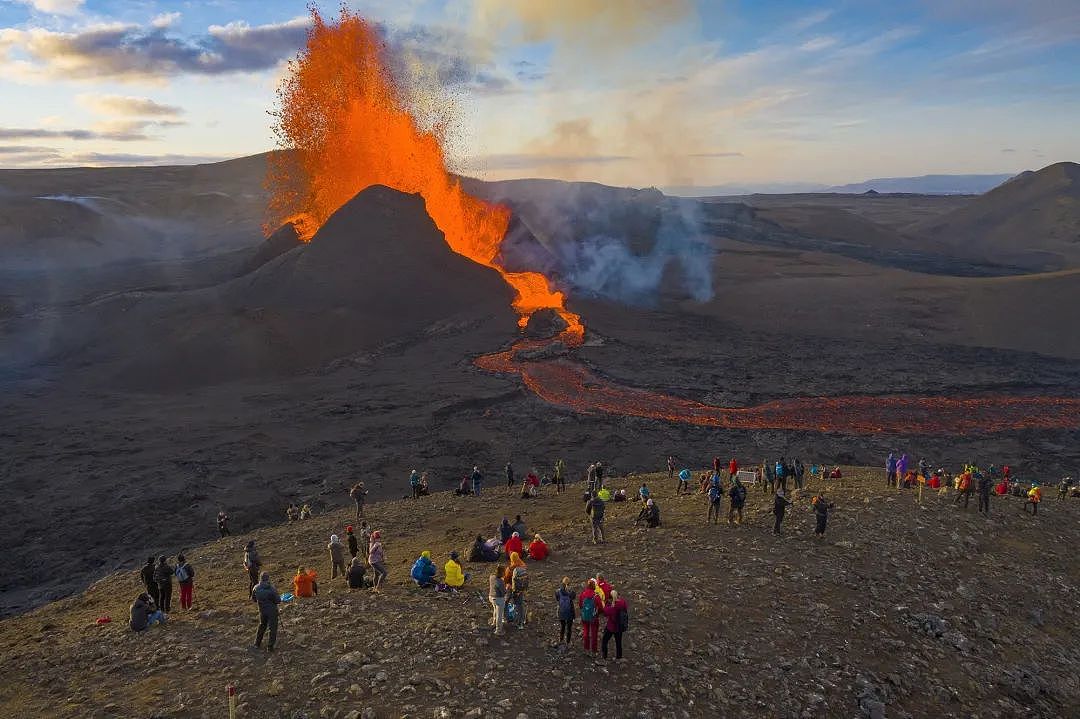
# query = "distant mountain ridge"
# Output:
<box><xmin>826</xmin><ymin>174</ymin><xmax>1015</xmax><ymax>195</ymax></box>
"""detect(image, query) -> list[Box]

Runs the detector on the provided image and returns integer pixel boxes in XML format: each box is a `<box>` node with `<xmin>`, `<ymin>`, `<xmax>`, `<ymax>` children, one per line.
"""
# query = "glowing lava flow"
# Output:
<box><xmin>476</xmin><ymin>342</ymin><xmax>1080</xmax><ymax>435</ymax></box>
<box><xmin>266</xmin><ymin>7</ymin><xmax>583</xmax><ymax>340</ymax></box>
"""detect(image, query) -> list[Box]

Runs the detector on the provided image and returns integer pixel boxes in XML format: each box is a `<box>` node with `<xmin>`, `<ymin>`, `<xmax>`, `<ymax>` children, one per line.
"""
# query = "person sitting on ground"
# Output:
<box><xmin>638</xmin><ymin>484</ymin><xmax>650</xmax><ymax>503</ymax></box>
<box><xmin>418</xmin><ymin>472</ymin><xmax>430</xmax><ymax>496</ymax></box>
<box><xmin>503</xmin><ymin>551</ymin><xmax>526</xmax><ymax>586</ymax></box>
<box><xmin>613</xmin><ymin>488</ymin><xmax>627</xmax><ymax>502</ymax></box>
<box><xmin>520</xmin><ymin>478</ymin><xmax>534</xmax><ymax>499</ymax></box>
<box><xmin>526</xmin><ymin>470</ymin><xmax>540</xmax><ymax>493</ymax></box>
<box><xmin>346</xmin><ymin>558</ymin><xmax>366</xmax><ymax>590</ymax></box>
<box><xmin>499</xmin><ymin>517</ymin><xmax>514</xmax><ymax>543</ymax></box>
<box><xmin>129</xmin><ymin>593</ymin><xmax>165</xmax><ymax>632</ymax></box>
<box><xmin>443</xmin><ymin>551</ymin><xmax>466</xmax><ymax>590</ymax></box>
<box><xmin>299</xmin><ymin>503</ymin><xmax>312</xmax><ymax>520</ymax></box>
<box><xmin>642</xmin><ymin>498</ymin><xmax>661</xmax><ymax>527</ymax></box>
<box><xmin>411</xmin><ymin>550</ymin><xmax>437</xmax><ymax>588</ymax></box>
<box><xmin>994</xmin><ymin>476</ymin><xmax>1009</xmax><ymax>496</ymax></box>
<box><xmin>469</xmin><ymin>534</ymin><xmax>499</xmax><ymax>562</ymax></box>
<box><xmin>504</xmin><ymin>532</ymin><xmax>523</xmax><ymax>558</ymax></box>
<box><xmin>293</xmin><ymin>567</ymin><xmax>318</xmax><ymax>598</ymax></box>
<box><xmin>454</xmin><ymin>475</ymin><xmax>471</xmax><ymax>496</ymax></box>
<box><xmin>527</xmin><ymin>534</ymin><xmax>549</xmax><ymax>561</ymax></box>
<box><xmin>285</xmin><ymin>503</ymin><xmax>300</xmax><ymax>522</ymax></box>
<box><xmin>829</xmin><ymin>466</ymin><xmax>843</xmax><ymax>479</ymax></box>
<box><xmin>512</xmin><ymin>514</ymin><xmax>528</xmax><ymax>538</ymax></box>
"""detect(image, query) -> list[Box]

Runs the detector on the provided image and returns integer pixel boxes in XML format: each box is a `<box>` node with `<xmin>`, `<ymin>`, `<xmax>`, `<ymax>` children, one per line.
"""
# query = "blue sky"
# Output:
<box><xmin>0</xmin><ymin>0</ymin><xmax>1077</xmax><ymax>186</ymax></box>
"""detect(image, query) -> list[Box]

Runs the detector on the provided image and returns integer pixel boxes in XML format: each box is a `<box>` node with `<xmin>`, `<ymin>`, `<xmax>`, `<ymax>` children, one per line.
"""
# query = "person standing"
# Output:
<box><xmin>346</xmin><ymin>526</ymin><xmax>359</xmax><ymax>559</ymax></box>
<box><xmin>773</xmin><ymin>488</ymin><xmax>793</xmax><ymax>535</ymax></box>
<box><xmin>793</xmin><ymin>458</ymin><xmax>805</xmax><ymax>490</ymax></box>
<box><xmin>667</xmin><ymin>455</ymin><xmax>676</xmax><ymax>482</ymax></box>
<box><xmin>368</xmin><ymin>531</ymin><xmax>388</xmax><ymax>591</ymax></box>
<box><xmin>244</xmin><ymin>540</ymin><xmax>261</xmax><ymax>595</ymax></box>
<box><xmin>595</xmin><ymin>461</ymin><xmax>604</xmax><ymax>488</ymax></box>
<box><xmin>175</xmin><ymin>553</ymin><xmax>195</xmax><ymax>610</ymax></box>
<box><xmin>579</xmin><ymin>579</ymin><xmax>600</xmax><ymax>655</ymax></box>
<box><xmin>812</xmin><ymin>491</ymin><xmax>834</xmax><ymax>537</ymax></box>
<box><xmin>555</xmin><ymin>577</ymin><xmax>576</xmax><ymax>646</ymax></box>
<box><xmin>510</xmin><ymin>559</ymin><xmax>529</xmax><ymax>629</ymax></box>
<box><xmin>328</xmin><ymin>534</ymin><xmax>347</xmax><ymax>580</ymax></box>
<box><xmin>586</xmin><ymin>492</ymin><xmax>606</xmax><ymax>545</ymax></box>
<box><xmin>728</xmin><ymin>457</ymin><xmax>739</xmax><ymax>481</ymax></box>
<box><xmin>251</xmin><ymin>572</ymin><xmax>281</xmax><ymax>652</ymax></box>
<box><xmin>217</xmin><ymin>511</ymin><xmax>230</xmax><ymax>537</ymax></box>
<box><xmin>601</xmin><ymin>590</ymin><xmax>629</xmax><ymax>661</ymax></box>
<box><xmin>358</xmin><ymin>521</ymin><xmax>371</xmax><ymax>559</ymax></box>
<box><xmin>554</xmin><ymin>458</ymin><xmax>566</xmax><ymax>493</ymax></box>
<box><xmin>707</xmin><ymin>474</ymin><xmax>724</xmax><ymax>525</ymax></box>
<box><xmin>471</xmin><ymin>466</ymin><xmax>483</xmax><ymax>497</ymax></box>
<box><xmin>1026</xmin><ymin>483</ymin><xmax>1042</xmax><ymax>515</ymax></box>
<box><xmin>728</xmin><ymin>476</ymin><xmax>747</xmax><ymax>526</ymax></box>
<box><xmin>763</xmin><ymin>459</ymin><xmax>775</xmax><ymax>494</ymax></box>
<box><xmin>586</xmin><ymin>463</ymin><xmax>598</xmax><ymax>495</ymax></box>
<box><xmin>886</xmin><ymin>453</ymin><xmax>897</xmax><ymax>488</ymax></box>
<box><xmin>505</xmin><ymin>462</ymin><xmax>515</xmax><ymax>489</ymax></box>
<box><xmin>141</xmin><ymin>556</ymin><xmax>159</xmax><ymax>608</ymax></box>
<box><xmin>977</xmin><ymin>471</ymin><xmax>992</xmax><ymax>516</ymax></box>
<box><xmin>349</xmin><ymin>482</ymin><xmax>367</xmax><ymax>519</ymax></box>
<box><xmin>488</xmin><ymin>565</ymin><xmax>506</xmax><ymax>636</ymax></box>
<box><xmin>153</xmin><ymin>555</ymin><xmax>174</xmax><ymax>613</ymax></box>
<box><xmin>409</xmin><ymin>470</ymin><xmax>421</xmax><ymax>499</ymax></box>
<box><xmin>896</xmin><ymin>454</ymin><xmax>909</xmax><ymax>486</ymax></box>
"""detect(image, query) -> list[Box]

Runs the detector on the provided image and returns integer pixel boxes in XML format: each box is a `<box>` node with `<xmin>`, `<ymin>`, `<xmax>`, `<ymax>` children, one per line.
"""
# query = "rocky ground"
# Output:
<box><xmin>1</xmin><ymin>467</ymin><xmax>1077</xmax><ymax>719</ymax></box>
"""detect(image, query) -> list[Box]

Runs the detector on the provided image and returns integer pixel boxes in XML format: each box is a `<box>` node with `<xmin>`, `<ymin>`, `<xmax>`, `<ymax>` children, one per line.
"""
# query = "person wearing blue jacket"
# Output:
<box><xmin>409</xmin><ymin>469</ymin><xmax>421</xmax><ymax>499</ymax></box>
<box><xmin>411</xmin><ymin>550</ymin><xmax>437</xmax><ymax>587</ymax></box>
<box><xmin>886</xmin><ymin>453</ymin><xmax>897</xmax><ymax>487</ymax></box>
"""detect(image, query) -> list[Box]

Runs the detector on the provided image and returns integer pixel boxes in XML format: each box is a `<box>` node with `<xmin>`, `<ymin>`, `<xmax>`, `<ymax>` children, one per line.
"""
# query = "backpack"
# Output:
<box><xmin>708</xmin><ymin>484</ymin><xmax>722</xmax><ymax>503</ymax></box>
<box><xmin>505</xmin><ymin>601</ymin><xmax>518</xmax><ymax>622</ymax></box>
<box><xmin>617</xmin><ymin>606</ymin><xmax>630</xmax><ymax>633</ymax></box>
<box><xmin>731</xmin><ymin>484</ymin><xmax>746</xmax><ymax>504</ymax></box>
<box><xmin>511</xmin><ymin>566</ymin><xmax>529</xmax><ymax>592</ymax></box>
<box><xmin>175</xmin><ymin>564</ymin><xmax>191</xmax><ymax>583</ymax></box>
<box><xmin>581</xmin><ymin>595</ymin><xmax>597</xmax><ymax>622</ymax></box>
<box><xmin>557</xmin><ymin>590</ymin><xmax>573</xmax><ymax>618</ymax></box>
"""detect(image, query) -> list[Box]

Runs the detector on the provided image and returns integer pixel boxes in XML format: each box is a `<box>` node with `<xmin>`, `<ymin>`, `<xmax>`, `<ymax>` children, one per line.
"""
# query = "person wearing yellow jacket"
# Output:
<box><xmin>443</xmin><ymin>551</ymin><xmax>467</xmax><ymax>589</ymax></box>
<box><xmin>1026</xmin><ymin>484</ymin><xmax>1043</xmax><ymax>515</ymax></box>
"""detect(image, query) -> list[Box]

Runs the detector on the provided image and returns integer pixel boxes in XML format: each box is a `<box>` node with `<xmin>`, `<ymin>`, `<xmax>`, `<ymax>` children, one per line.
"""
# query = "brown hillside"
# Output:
<box><xmin>912</xmin><ymin>162</ymin><xmax>1080</xmax><ymax>271</ymax></box>
<box><xmin>1</xmin><ymin>468</ymin><xmax>1076</xmax><ymax>719</ymax></box>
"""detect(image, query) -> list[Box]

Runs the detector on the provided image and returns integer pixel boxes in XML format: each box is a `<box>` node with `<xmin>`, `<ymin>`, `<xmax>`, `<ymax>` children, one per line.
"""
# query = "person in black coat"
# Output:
<box><xmin>153</xmin><ymin>555</ymin><xmax>174</xmax><ymax>612</ymax></box>
<box><xmin>773</xmin><ymin>489</ymin><xmax>793</xmax><ymax>535</ymax></box>
<box><xmin>141</xmin><ymin>557</ymin><xmax>160</xmax><ymax>607</ymax></box>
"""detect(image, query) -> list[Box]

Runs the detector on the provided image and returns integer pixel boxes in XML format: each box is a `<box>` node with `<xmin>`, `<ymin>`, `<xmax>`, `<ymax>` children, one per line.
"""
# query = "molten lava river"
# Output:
<box><xmin>269</xmin><ymin>9</ymin><xmax>1080</xmax><ymax>437</ymax></box>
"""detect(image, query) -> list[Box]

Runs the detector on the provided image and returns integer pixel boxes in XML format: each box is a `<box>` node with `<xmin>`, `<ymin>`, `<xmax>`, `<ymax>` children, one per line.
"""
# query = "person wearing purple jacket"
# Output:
<box><xmin>886</xmin><ymin>453</ymin><xmax>897</xmax><ymax>487</ymax></box>
<box><xmin>896</xmin><ymin>454</ymin><xmax>909</xmax><ymax>486</ymax></box>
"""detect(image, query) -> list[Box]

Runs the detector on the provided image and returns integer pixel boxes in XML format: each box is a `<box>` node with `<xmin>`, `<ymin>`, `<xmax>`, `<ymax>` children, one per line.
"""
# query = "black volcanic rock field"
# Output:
<box><xmin>1</xmin><ymin>156</ymin><xmax>1079</xmax><ymax>615</ymax></box>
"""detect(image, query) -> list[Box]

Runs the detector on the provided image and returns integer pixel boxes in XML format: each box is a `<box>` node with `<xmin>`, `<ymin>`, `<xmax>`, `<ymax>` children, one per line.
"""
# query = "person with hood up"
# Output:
<box><xmin>469</xmin><ymin>534</ymin><xmax>499</xmax><ymax>562</ymax></box>
<box><xmin>346</xmin><ymin>557</ymin><xmax>366</xmax><ymax>589</ymax></box>
<box><xmin>579</xmin><ymin>579</ymin><xmax>600</xmax><ymax>654</ymax></box>
<box><xmin>504</xmin><ymin>532</ymin><xmax>523</xmax><ymax>558</ymax></box>
<box><xmin>411</xmin><ymin>551</ymin><xmax>437</xmax><ymax>587</ymax></box>
<box><xmin>555</xmin><ymin>577</ymin><xmax>576</xmax><ymax>645</ymax></box>
<box><xmin>154</xmin><ymin>555</ymin><xmax>174</xmax><ymax>613</ymax></box>
<box><xmin>471</xmin><ymin>466</ymin><xmax>483</xmax><ymax>496</ymax></box>
<box><xmin>601</xmin><ymin>590</ymin><xmax>629</xmax><ymax>661</ymax></box>
<box><xmin>773</xmin><ymin>488</ymin><xmax>793</xmax><ymax>535</ymax></box>
<box><xmin>251</xmin><ymin>572</ymin><xmax>280</xmax><ymax>652</ymax></box>
<box><xmin>368</xmin><ymin>531</ymin><xmax>387</xmax><ymax>591</ymax></box>
<box><xmin>244</xmin><ymin>540</ymin><xmax>261</xmax><ymax>595</ymax></box>
<box><xmin>1026</xmin><ymin>483</ymin><xmax>1042</xmax><ymax>515</ymax></box>
<box><xmin>409</xmin><ymin>469</ymin><xmax>422</xmax><ymax>499</ymax></box>
<box><xmin>527</xmin><ymin>534</ymin><xmax>549</xmax><ymax>561</ymax></box>
<box><xmin>293</xmin><ymin>567</ymin><xmax>318</xmax><ymax>597</ymax></box>
<box><xmin>503</xmin><ymin>551</ymin><xmax>526</xmax><ymax>586</ymax></box>
<box><xmin>886</xmin><ymin>453</ymin><xmax>897</xmax><ymax>487</ymax></box>
<box><xmin>812</xmin><ymin>490</ymin><xmax>835</xmax><ymax>536</ymax></box>
<box><xmin>328</xmin><ymin>534</ymin><xmax>347</xmax><ymax>579</ymax></box>
<box><xmin>499</xmin><ymin>517</ymin><xmax>514</xmax><ymax>543</ymax></box>
<box><xmin>346</xmin><ymin>525</ymin><xmax>359</xmax><ymax>558</ymax></box>
<box><xmin>443</xmin><ymin>551</ymin><xmax>466</xmax><ymax>589</ymax></box>
<box><xmin>175</xmin><ymin>553</ymin><xmax>195</xmax><ymax>610</ymax></box>
<box><xmin>141</xmin><ymin>556</ymin><xmax>160</xmax><ymax>608</ymax></box>
<box><xmin>129</xmin><ymin>593</ymin><xmax>165</xmax><ymax>631</ymax></box>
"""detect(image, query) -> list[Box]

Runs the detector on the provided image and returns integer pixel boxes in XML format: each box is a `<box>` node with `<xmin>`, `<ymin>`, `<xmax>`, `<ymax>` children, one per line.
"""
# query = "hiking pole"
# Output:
<box><xmin>227</xmin><ymin>684</ymin><xmax>237</xmax><ymax>719</ymax></box>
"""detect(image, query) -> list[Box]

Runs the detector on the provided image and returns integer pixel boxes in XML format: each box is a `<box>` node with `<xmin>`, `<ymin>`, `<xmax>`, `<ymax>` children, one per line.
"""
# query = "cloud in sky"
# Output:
<box><xmin>8</xmin><ymin>0</ymin><xmax>83</xmax><ymax>16</ymax></box>
<box><xmin>77</xmin><ymin>94</ymin><xmax>183</xmax><ymax>117</ymax></box>
<box><xmin>0</xmin><ymin>125</ymin><xmax>150</xmax><ymax>141</ymax></box>
<box><xmin>0</xmin><ymin>15</ymin><xmax>309</xmax><ymax>82</ymax></box>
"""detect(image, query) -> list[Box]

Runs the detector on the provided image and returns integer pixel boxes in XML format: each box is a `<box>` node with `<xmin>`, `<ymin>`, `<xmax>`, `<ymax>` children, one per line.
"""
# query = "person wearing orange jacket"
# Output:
<box><xmin>504</xmin><ymin>532</ymin><xmax>523</xmax><ymax>559</ymax></box>
<box><xmin>293</xmin><ymin>567</ymin><xmax>318</xmax><ymax>598</ymax></box>
<box><xmin>1025</xmin><ymin>483</ymin><xmax>1042</xmax><ymax>515</ymax></box>
<box><xmin>578</xmin><ymin>579</ymin><xmax>600</xmax><ymax>654</ymax></box>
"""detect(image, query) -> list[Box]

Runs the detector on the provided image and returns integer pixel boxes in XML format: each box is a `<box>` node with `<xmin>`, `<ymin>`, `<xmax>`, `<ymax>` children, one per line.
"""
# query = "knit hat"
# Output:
<box><xmin>346</xmin><ymin>525</ymin><xmax>353</xmax><ymax>532</ymax></box>
<box><xmin>512</xmin><ymin>532</ymin><xmax>520</xmax><ymax>538</ymax></box>
<box><xmin>449</xmin><ymin>551</ymin><xmax>459</xmax><ymax>560</ymax></box>
<box><xmin>330</xmin><ymin>534</ymin><xmax>339</xmax><ymax>543</ymax></box>
<box><xmin>421</xmin><ymin>550</ymin><xmax>431</xmax><ymax>559</ymax></box>
<box><xmin>371</xmin><ymin>530</ymin><xmax>381</xmax><ymax>539</ymax></box>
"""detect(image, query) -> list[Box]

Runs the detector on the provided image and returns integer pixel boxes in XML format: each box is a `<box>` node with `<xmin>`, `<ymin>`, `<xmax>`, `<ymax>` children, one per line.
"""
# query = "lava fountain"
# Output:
<box><xmin>266</xmin><ymin>7</ymin><xmax>583</xmax><ymax>340</ymax></box>
<box><xmin>268</xmin><ymin>8</ymin><xmax>1080</xmax><ymax>437</ymax></box>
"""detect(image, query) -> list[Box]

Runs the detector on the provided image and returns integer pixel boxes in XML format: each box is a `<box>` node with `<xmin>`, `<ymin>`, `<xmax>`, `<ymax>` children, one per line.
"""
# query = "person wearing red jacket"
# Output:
<box><xmin>504</xmin><ymin>532</ymin><xmax>523</xmax><ymax>558</ymax></box>
<box><xmin>579</xmin><ymin>580</ymin><xmax>600</xmax><ymax>653</ymax></box>
<box><xmin>526</xmin><ymin>534</ymin><xmax>548</xmax><ymax>561</ymax></box>
<box><xmin>601</xmin><ymin>590</ymin><xmax>629</xmax><ymax>660</ymax></box>
<box><xmin>595</xmin><ymin>574</ymin><xmax>613</xmax><ymax>606</ymax></box>
<box><xmin>729</xmin><ymin>458</ymin><xmax>738</xmax><ymax>478</ymax></box>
